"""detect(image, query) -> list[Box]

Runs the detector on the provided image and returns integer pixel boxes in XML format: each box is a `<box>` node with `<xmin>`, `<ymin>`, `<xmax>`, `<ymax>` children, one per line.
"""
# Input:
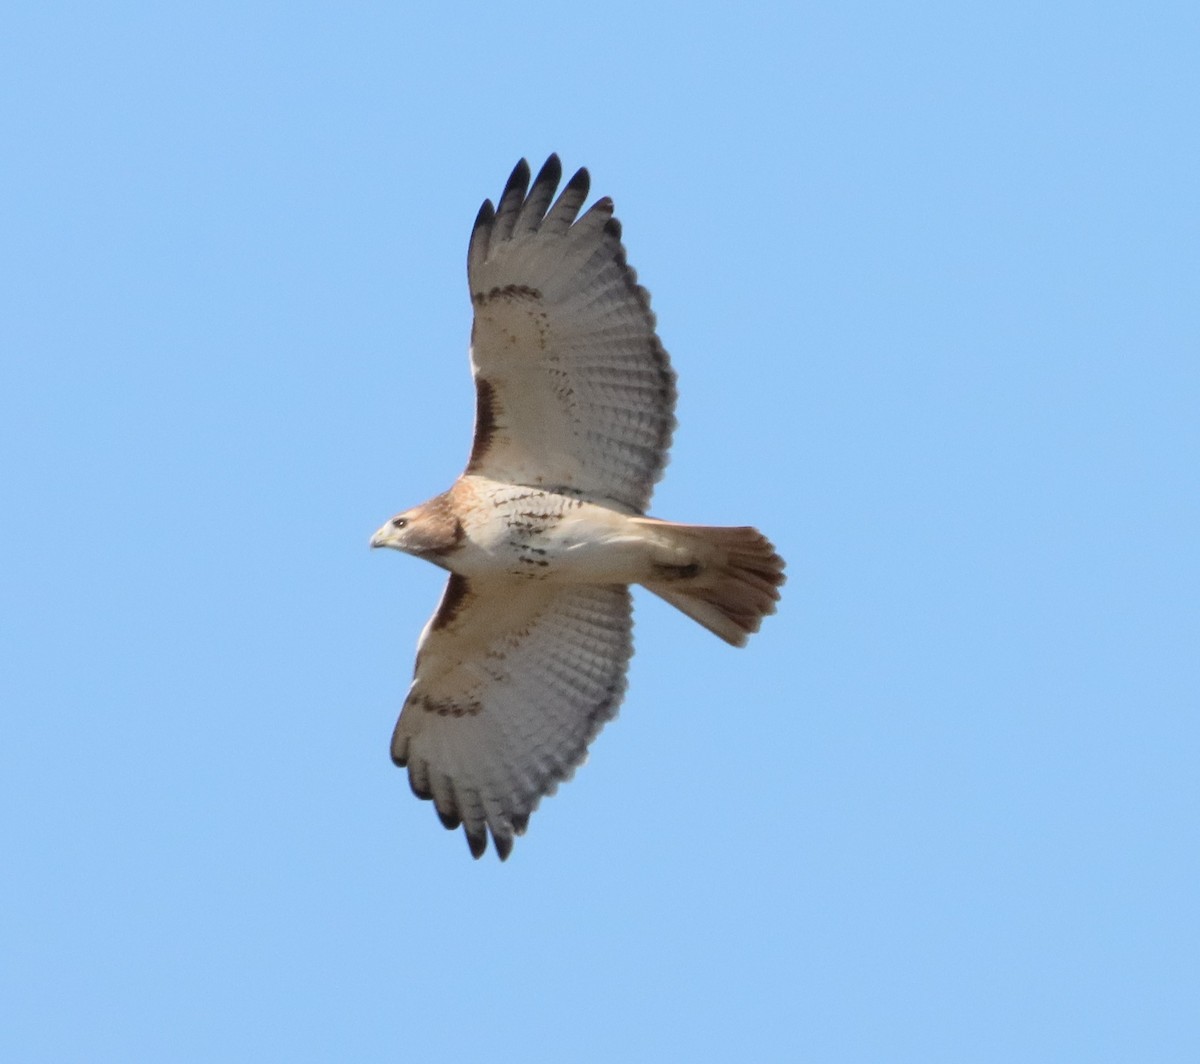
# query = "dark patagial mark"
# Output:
<box><xmin>430</xmin><ymin>573</ymin><xmax>471</xmax><ymax>631</ymax></box>
<box><xmin>467</xmin><ymin>377</ymin><xmax>498</xmax><ymax>471</ymax></box>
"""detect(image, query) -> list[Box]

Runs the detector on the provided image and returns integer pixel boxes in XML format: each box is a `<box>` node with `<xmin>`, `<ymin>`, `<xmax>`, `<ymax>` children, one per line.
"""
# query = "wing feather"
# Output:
<box><xmin>466</xmin><ymin>199</ymin><xmax>495</xmax><ymax>280</ymax></box>
<box><xmin>512</xmin><ymin>154</ymin><xmax>562</xmax><ymax>237</ymax></box>
<box><xmin>465</xmin><ymin>158</ymin><xmax>677</xmax><ymax>514</ymax></box>
<box><xmin>490</xmin><ymin>158</ymin><xmax>532</xmax><ymax>244</ymax></box>
<box><xmin>391</xmin><ymin>578</ymin><xmax>634</xmax><ymax>859</ymax></box>
<box><xmin>542</xmin><ymin>166</ymin><xmax>590</xmax><ymax>235</ymax></box>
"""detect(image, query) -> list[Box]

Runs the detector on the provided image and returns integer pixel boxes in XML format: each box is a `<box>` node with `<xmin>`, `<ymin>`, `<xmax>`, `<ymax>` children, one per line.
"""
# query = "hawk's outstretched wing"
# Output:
<box><xmin>391</xmin><ymin>575</ymin><xmax>634</xmax><ymax>859</ymax></box>
<box><xmin>465</xmin><ymin>155</ymin><xmax>677</xmax><ymax>515</ymax></box>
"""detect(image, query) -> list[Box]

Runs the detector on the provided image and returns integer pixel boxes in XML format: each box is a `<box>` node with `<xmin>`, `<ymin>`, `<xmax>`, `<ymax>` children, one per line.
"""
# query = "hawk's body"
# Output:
<box><xmin>402</xmin><ymin>476</ymin><xmax>708</xmax><ymax>585</ymax></box>
<box><xmin>371</xmin><ymin>157</ymin><xmax>785</xmax><ymax>859</ymax></box>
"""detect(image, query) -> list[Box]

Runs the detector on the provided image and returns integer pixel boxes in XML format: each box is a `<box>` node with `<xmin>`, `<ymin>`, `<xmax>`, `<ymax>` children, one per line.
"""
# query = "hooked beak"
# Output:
<box><xmin>369</xmin><ymin>522</ymin><xmax>395</xmax><ymax>550</ymax></box>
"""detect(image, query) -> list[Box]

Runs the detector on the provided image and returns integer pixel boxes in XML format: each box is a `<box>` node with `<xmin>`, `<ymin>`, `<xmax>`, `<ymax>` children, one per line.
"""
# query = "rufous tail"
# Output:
<box><xmin>636</xmin><ymin>521</ymin><xmax>786</xmax><ymax>647</ymax></box>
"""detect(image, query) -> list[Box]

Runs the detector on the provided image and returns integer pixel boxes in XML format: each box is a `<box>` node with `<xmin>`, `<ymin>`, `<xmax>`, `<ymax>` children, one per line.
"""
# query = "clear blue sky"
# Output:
<box><xmin>3</xmin><ymin>2</ymin><xmax>1197</xmax><ymax>1061</ymax></box>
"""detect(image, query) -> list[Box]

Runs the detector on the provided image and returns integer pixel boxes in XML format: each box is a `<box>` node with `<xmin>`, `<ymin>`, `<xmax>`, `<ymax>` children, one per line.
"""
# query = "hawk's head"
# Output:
<box><xmin>370</xmin><ymin>493</ymin><xmax>463</xmax><ymax>565</ymax></box>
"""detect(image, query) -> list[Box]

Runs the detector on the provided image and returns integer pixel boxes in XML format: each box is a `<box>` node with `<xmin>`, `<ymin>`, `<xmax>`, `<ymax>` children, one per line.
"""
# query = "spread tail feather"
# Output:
<box><xmin>636</xmin><ymin>521</ymin><xmax>786</xmax><ymax>647</ymax></box>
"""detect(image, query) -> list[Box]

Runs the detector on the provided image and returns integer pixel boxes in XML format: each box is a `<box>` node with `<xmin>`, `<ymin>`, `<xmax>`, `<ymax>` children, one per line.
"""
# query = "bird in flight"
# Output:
<box><xmin>371</xmin><ymin>156</ymin><xmax>785</xmax><ymax>859</ymax></box>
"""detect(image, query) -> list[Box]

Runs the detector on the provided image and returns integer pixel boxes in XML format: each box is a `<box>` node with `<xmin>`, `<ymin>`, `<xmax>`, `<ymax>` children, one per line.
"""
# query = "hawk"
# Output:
<box><xmin>371</xmin><ymin>156</ymin><xmax>785</xmax><ymax>859</ymax></box>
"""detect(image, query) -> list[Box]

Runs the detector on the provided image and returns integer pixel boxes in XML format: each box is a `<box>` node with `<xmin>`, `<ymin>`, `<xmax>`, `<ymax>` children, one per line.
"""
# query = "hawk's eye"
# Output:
<box><xmin>392</xmin><ymin>517</ymin><xmax>408</xmax><ymax>529</ymax></box>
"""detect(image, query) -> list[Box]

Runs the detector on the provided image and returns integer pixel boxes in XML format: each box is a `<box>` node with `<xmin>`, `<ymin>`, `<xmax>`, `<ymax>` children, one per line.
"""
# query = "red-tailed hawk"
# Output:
<box><xmin>371</xmin><ymin>156</ymin><xmax>785</xmax><ymax>859</ymax></box>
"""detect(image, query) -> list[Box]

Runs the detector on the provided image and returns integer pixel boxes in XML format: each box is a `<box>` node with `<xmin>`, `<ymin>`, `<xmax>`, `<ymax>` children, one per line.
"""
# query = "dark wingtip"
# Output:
<box><xmin>466</xmin><ymin>827</ymin><xmax>487</xmax><ymax>859</ymax></box>
<box><xmin>532</xmin><ymin>153</ymin><xmax>562</xmax><ymax>190</ymax></box>
<box><xmin>437</xmin><ymin>807</ymin><xmax>462</xmax><ymax>831</ymax></box>
<box><xmin>503</xmin><ymin>158</ymin><xmax>531</xmax><ymax>198</ymax></box>
<box><xmin>473</xmin><ymin>198</ymin><xmax>495</xmax><ymax>231</ymax></box>
<box><xmin>493</xmin><ymin>833</ymin><xmax>514</xmax><ymax>861</ymax></box>
<box><xmin>565</xmin><ymin>166</ymin><xmax>590</xmax><ymax>198</ymax></box>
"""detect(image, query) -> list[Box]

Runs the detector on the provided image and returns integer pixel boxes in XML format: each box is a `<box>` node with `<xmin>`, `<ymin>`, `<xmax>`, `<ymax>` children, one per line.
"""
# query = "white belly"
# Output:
<box><xmin>452</xmin><ymin>479</ymin><xmax>672</xmax><ymax>584</ymax></box>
